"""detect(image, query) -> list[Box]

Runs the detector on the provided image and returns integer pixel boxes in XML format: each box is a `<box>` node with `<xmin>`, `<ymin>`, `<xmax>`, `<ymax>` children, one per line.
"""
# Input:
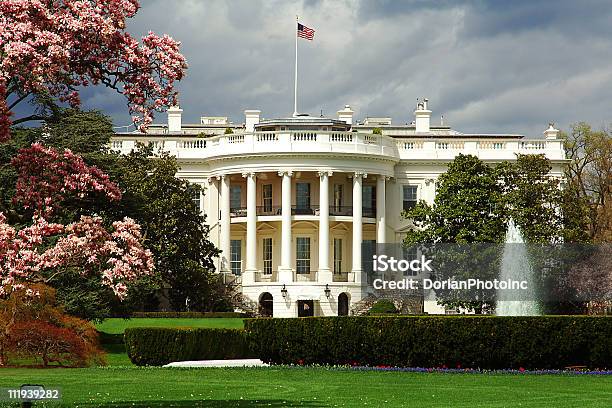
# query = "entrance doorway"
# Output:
<box><xmin>338</xmin><ymin>293</ymin><xmax>349</xmax><ymax>316</ymax></box>
<box><xmin>297</xmin><ymin>300</ymin><xmax>314</xmax><ymax>317</ymax></box>
<box><xmin>259</xmin><ymin>292</ymin><xmax>273</xmax><ymax>317</ymax></box>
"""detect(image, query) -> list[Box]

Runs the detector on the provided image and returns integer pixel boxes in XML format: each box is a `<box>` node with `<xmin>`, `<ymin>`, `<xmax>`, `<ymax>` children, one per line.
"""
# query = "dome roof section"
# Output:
<box><xmin>255</xmin><ymin>114</ymin><xmax>351</xmax><ymax>132</ymax></box>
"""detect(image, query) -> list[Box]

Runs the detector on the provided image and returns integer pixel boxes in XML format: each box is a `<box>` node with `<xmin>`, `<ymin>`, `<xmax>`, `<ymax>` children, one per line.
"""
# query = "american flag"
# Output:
<box><xmin>297</xmin><ymin>23</ymin><xmax>315</xmax><ymax>40</ymax></box>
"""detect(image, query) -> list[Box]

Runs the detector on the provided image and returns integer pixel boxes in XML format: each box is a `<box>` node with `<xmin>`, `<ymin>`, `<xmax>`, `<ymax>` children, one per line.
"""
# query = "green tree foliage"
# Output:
<box><xmin>0</xmin><ymin>110</ymin><xmax>223</xmax><ymax>318</ymax></box>
<box><xmin>112</xmin><ymin>147</ymin><xmax>220</xmax><ymax>311</ymax></box>
<box><xmin>403</xmin><ymin>154</ymin><xmax>583</xmax><ymax>313</ymax></box>
<box><xmin>404</xmin><ymin>154</ymin><xmax>507</xmax><ymax>245</ymax></box>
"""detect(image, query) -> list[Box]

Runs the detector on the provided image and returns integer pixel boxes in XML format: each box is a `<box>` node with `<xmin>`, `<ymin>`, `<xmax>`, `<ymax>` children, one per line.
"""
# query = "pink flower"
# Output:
<box><xmin>0</xmin><ymin>0</ymin><xmax>187</xmax><ymax>142</ymax></box>
<box><xmin>11</xmin><ymin>143</ymin><xmax>122</xmax><ymax>215</ymax></box>
<box><xmin>0</xmin><ymin>212</ymin><xmax>154</xmax><ymax>301</ymax></box>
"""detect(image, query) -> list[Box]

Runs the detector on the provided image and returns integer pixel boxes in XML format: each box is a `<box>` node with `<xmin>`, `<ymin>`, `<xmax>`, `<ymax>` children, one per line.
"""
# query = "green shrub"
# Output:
<box><xmin>124</xmin><ymin>328</ymin><xmax>254</xmax><ymax>366</ymax></box>
<box><xmin>368</xmin><ymin>299</ymin><xmax>398</xmax><ymax>315</ymax></box>
<box><xmin>131</xmin><ymin>311</ymin><xmax>247</xmax><ymax>319</ymax></box>
<box><xmin>245</xmin><ymin>316</ymin><xmax>612</xmax><ymax>369</ymax></box>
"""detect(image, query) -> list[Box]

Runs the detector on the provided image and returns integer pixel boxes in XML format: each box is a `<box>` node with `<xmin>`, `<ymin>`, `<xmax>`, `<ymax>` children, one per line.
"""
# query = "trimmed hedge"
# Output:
<box><xmin>245</xmin><ymin>316</ymin><xmax>612</xmax><ymax>369</ymax></box>
<box><xmin>124</xmin><ymin>328</ymin><xmax>254</xmax><ymax>366</ymax></box>
<box><xmin>131</xmin><ymin>311</ymin><xmax>247</xmax><ymax>318</ymax></box>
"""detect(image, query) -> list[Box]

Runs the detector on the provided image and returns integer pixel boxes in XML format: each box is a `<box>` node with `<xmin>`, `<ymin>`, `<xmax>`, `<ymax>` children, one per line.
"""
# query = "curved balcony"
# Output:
<box><xmin>111</xmin><ymin>130</ymin><xmax>399</xmax><ymax>161</ymax></box>
<box><xmin>230</xmin><ymin>205</ymin><xmax>377</xmax><ymax>219</ymax></box>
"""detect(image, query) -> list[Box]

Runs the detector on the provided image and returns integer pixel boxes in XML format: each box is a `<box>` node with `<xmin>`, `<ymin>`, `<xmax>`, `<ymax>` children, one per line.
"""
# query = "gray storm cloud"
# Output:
<box><xmin>80</xmin><ymin>0</ymin><xmax>612</xmax><ymax>137</ymax></box>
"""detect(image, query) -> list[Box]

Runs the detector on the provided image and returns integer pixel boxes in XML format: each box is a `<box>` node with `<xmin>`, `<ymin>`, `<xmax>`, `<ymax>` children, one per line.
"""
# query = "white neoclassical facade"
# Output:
<box><xmin>111</xmin><ymin>100</ymin><xmax>566</xmax><ymax>317</ymax></box>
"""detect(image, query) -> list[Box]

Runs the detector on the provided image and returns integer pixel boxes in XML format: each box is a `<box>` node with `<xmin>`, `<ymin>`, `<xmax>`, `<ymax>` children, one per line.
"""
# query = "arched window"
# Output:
<box><xmin>338</xmin><ymin>293</ymin><xmax>349</xmax><ymax>316</ymax></box>
<box><xmin>259</xmin><ymin>292</ymin><xmax>273</xmax><ymax>317</ymax></box>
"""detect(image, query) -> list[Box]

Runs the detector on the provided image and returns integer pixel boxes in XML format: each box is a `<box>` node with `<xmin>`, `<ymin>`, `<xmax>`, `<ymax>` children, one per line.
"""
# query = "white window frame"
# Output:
<box><xmin>402</xmin><ymin>185</ymin><xmax>418</xmax><ymax>211</ymax></box>
<box><xmin>296</xmin><ymin>237</ymin><xmax>311</xmax><ymax>274</ymax></box>
<box><xmin>262</xmin><ymin>237</ymin><xmax>273</xmax><ymax>275</ymax></box>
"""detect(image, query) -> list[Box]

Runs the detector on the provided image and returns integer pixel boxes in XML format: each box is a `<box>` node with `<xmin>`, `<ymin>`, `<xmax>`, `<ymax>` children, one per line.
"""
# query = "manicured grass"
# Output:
<box><xmin>95</xmin><ymin>317</ymin><xmax>245</xmax><ymax>335</ymax></box>
<box><xmin>1</xmin><ymin>366</ymin><xmax>612</xmax><ymax>407</ymax></box>
<box><xmin>101</xmin><ymin>343</ymin><xmax>133</xmax><ymax>367</ymax></box>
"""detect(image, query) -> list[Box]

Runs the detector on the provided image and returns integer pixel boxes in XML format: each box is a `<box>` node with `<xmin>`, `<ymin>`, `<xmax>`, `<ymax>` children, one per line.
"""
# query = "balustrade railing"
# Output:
<box><xmin>520</xmin><ymin>141</ymin><xmax>546</xmax><ymax>149</ymax></box>
<box><xmin>178</xmin><ymin>139</ymin><xmax>206</xmax><ymax>149</ymax></box>
<box><xmin>256</xmin><ymin>132</ymin><xmax>278</xmax><ymax>142</ymax></box>
<box><xmin>110</xmin><ymin>130</ymin><xmax>561</xmax><ymax>161</ymax></box>
<box><xmin>292</xmin><ymin>205</ymin><xmax>320</xmax><ymax>215</ymax></box>
<box><xmin>398</xmin><ymin>140</ymin><xmax>423</xmax><ymax>150</ymax></box>
<box><xmin>333</xmin><ymin>271</ymin><xmax>351</xmax><ymax>282</ymax></box>
<box><xmin>436</xmin><ymin>141</ymin><xmax>464</xmax><ymax>150</ymax></box>
<box><xmin>478</xmin><ymin>141</ymin><xmax>505</xmax><ymax>150</ymax></box>
<box><xmin>329</xmin><ymin>206</ymin><xmax>352</xmax><ymax>216</ymax></box>
<box><xmin>230</xmin><ymin>207</ymin><xmax>247</xmax><ymax>217</ymax></box>
<box><xmin>330</xmin><ymin>132</ymin><xmax>353</xmax><ymax>143</ymax></box>
<box><xmin>227</xmin><ymin>134</ymin><xmax>244</xmax><ymax>144</ymax></box>
<box><xmin>292</xmin><ymin>132</ymin><xmax>317</xmax><ymax>141</ymax></box>
<box><xmin>256</xmin><ymin>205</ymin><xmax>282</xmax><ymax>216</ymax></box>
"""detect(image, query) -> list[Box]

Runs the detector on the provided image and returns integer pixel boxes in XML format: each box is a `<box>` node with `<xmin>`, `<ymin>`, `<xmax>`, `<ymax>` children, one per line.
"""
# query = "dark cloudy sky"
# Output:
<box><xmin>81</xmin><ymin>0</ymin><xmax>612</xmax><ymax>137</ymax></box>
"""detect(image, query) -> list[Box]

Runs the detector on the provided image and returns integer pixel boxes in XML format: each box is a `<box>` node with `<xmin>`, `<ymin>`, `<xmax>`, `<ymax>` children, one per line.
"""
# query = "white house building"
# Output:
<box><xmin>111</xmin><ymin>100</ymin><xmax>566</xmax><ymax>317</ymax></box>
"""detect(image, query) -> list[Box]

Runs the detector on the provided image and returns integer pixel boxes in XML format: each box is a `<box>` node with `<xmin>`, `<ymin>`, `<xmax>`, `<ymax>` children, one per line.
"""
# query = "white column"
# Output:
<box><xmin>318</xmin><ymin>171</ymin><xmax>332</xmax><ymax>282</ymax></box>
<box><xmin>206</xmin><ymin>177</ymin><xmax>220</xmax><ymax>271</ymax></box>
<box><xmin>279</xmin><ymin>170</ymin><xmax>293</xmax><ymax>281</ymax></box>
<box><xmin>376</xmin><ymin>176</ymin><xmax>387</xmax><ymax>245</ymax></box>
<box><xmin>243</xmin><ymin>172</ymin><xmax>257</xmax><ymax>284</ymax></box>
<box><xmin>352</xmin><ymin>172</ymin><xmax>366</xmax><ymax>283</ymax></box>
<box><xmin>219</xmin><ymin>175</ymin><xmax>231</xmax><ymax>273</ymax></box>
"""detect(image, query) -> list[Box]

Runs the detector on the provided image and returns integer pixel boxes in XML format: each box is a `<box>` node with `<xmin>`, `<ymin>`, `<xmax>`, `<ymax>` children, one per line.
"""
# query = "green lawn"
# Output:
<box><xmin>1</xmin><ymin>366</ymin><xmax>611</xmax><ymax>407</ymax></box>
<box><xmin>95</xmin><ymin>317</ymin><xmax>245</xmax><ymax>335</ymax></box>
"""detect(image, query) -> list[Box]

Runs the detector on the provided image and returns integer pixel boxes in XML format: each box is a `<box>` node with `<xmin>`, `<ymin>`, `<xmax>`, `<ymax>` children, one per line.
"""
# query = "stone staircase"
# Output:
<box><xmin>350</xmin><ymin>294</ymin><xmax>379</xmax><ymax>316</ymax></box>
<box><xmin>231</xmin><ymin>295</ymin><xmax>259</xmax><ymax>317</ymax></box>
<box><xmin>351</xmin><ymin>289</ymin><xmax>424</xmax><ymax>316</ymax></box>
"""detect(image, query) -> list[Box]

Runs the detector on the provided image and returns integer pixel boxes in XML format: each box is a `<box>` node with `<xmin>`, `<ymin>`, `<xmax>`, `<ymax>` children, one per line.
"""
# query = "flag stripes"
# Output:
<box><xmin>297</xmin><ymin>23</ymin><xmax>315</xmax><ymax>40</ymax></box>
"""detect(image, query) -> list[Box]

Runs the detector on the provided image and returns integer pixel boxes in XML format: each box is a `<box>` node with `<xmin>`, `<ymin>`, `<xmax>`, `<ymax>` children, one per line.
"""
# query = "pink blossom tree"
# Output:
<box><xmin>0</xmin><ymin>213</ymin><xmax>154</xmax><ymax>300</ymax></box>
<box><xmin>0</xmin><ymin>212</ymin><xmax>154</xmax><ymax>365</ymax></box>
<box><xmin>0</xmin><ymin>0</ymin><xmax>187</xmax><ymax>142</ymax></box>
<box><xmin>12</xmin><ymin>142</ymin><xmax>122</xmax><ymax>216</ymax></box>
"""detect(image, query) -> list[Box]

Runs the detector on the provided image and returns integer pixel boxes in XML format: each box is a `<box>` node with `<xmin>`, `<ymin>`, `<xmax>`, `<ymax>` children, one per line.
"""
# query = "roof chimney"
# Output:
<box><xmin>167</xmin><ymin>106</ymin><xmax>183</xmax><ymax>133</ymax></box>
<box><xmin>337</xmin><ymin>104</ymin><xmax>354</xmax><ymax>125</ymax></box>
<box><xmin>245</xmin><ymin>109</ymin><xmax>261</xmax><ymax>132</ymax></box>
<box><xmin>414</xmin><ymin>98</ymin><xmax>432</xmax><ymax>133</ymax></box>
<box><xmin>543</xmin><ymin>122</ymin><xmax>559</xmax><ymax>140</ymax></box>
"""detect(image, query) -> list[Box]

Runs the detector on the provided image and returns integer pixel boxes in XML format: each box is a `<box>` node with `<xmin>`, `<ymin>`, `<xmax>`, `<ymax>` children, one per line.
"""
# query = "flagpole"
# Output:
<box><xmin>293</xmin><ymin>15</ymin><xmax>298</xmax><ymax>117</ymax></box>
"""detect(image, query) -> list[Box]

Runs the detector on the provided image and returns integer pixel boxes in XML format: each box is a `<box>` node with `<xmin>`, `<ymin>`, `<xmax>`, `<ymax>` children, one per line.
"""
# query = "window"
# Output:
<box><xmin>230</xmin><ymin>186</ymin><xmax>242</xmax><ymax>210</ymax></box>
<box><xmin>192</xmin><ymin>189</ymin><xmax>201</xmax><ymax>211</ymax></box>
<box><xmin>403</xmin><ymin>185</ymin><xmax>418</xmax><ymax>211</ymax></box>
<box><xmin>230</xmin><ymin>240</ymin><xmax>242</xmax><ymax>276</ymax></box>
<box><xmin>362</xmin><ymin>185</ymin><xmax>376</xmax><ymax>216</ymax></box>
<box><xmin>403</xmin><ymin>246</ymin><xmax>418</xmax><ymax>276</ymax></box>
<box><xmin>333</xmin><ymin>184</ymin><xmax>343</xmax><ymax>211</ymax></box>
<box><xmin>296</xmin><ymin>237</ymin><xmax>311</xmax><ymax>274</ymax></box>
<box><xmin>362</xmin><ymin>240</ymin><xmax>376</xmax><ymax>275</ymax></box>
<box><xmin>333</xmin><ymin>238</ymin><xmax>343</xmax><ymax>274</ymax></box>
<box><xmin>262</xmin><ymin>184</ymin><xmax>272</xmax><ymax>212</ymax></box>
<box><xmin>296</xmin><ymin>183</ymin><xmax>311</xmax><ymax>210</ymax></box>
<box><xmin>263</xmin><ymin>238</ymin><xmax>272</xmax><ymax>275</ymax></box>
